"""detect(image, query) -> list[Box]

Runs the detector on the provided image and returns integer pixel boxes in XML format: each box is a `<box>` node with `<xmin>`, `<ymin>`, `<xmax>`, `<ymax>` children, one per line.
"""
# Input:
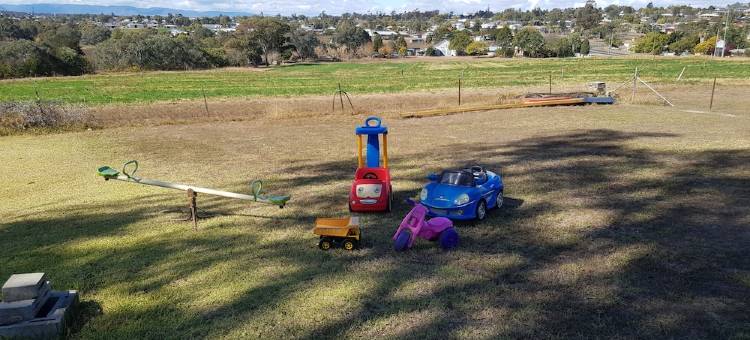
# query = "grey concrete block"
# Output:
<box><xmin>0</xmin><ymin>290</ymin><xmax>79</xmax><ymax>339</ymax></box>
<box><xmin>0</xmin><ymin>288</ymin><xmax>50</xmax><ymax>326</ymax></box>
<box><xmin>1</xmin><ymin>273</ymin><xmax>47</xmax><ymax>303</ymax></box>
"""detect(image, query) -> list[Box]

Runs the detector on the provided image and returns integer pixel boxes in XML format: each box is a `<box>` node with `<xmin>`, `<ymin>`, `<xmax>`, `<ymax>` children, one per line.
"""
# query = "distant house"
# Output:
<box><xmin>406</xmin><ymin>40</ymin><xmax>427</xmax><ymax>56</ymax></box>
<box><xmin>407</xmin><ymin>34</ymin><xmax>425</xmax><ymax>44</ymax></box>
<box><xmin>481</xmin><ymin>21</ymin><xmax>498</xmax><ymax>29</ymax></box>
<box><xmin>699</xmin><ymin>12</ymin><xmax>721</xmax><ymax>19</ymax></box>
<box><xmin>170</xmin><ymin>28</ymin><xmax>187</xmax><ymax>36</ymax></box>
<box><xmin>202</xmin><ymin>24</ymin><xmax>222</xmax><ymax>31</ymax></box>
<box><xmin>434</xmin><ymin>39</ymin><xmax>456</xmax><ymax>56</ymax></box>
<box><xmin>365</xmin><ymin>29</ymin><xmax>397</xmax><ymax>40</ymax></box>
<box><xmin>661</xmin><ymin>24</ymin><xmax>676</xmax><ymax>34</ymax></box>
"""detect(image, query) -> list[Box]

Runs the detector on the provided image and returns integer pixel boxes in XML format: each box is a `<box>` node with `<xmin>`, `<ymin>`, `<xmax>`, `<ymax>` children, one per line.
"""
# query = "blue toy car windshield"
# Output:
<box><xmin>440</xmin><ymin>171</ymin><xmax>474</xmax><ymax>186</ymax></box>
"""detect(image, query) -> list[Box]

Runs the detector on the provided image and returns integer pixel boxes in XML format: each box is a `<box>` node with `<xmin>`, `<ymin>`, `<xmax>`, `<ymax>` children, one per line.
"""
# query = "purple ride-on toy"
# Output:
<box><xmin>392</xmin><ymin>203</ymin><xmax>459</xmax><ymax>251</ymax></box>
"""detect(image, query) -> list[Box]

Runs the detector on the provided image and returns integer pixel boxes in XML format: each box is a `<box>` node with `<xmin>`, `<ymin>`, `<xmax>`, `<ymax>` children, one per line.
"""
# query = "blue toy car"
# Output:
<box><xmin>419</xmin><ymin>166</ymin><xmax>504</xmax><ymax>221</ymax></box>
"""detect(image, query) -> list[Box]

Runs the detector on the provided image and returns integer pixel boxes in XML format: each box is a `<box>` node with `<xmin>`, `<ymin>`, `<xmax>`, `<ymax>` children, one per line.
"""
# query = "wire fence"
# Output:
<box><xmin>5</xmin><ymin>59</ymin><xmax>749</xmax><ymax>128</ymax></box>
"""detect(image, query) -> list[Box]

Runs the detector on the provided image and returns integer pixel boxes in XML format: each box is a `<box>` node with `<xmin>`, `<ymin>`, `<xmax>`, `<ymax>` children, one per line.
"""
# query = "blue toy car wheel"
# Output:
<box><xmin>438</xmin><ymin>228</ymin><xmax>459</xmax><ymax>250</ymax></box>
<box><xmin>495</xmin><ymin>190</ymin><xmax>504</xmax><ymax>209</ymax></box>
<box><xmin>394</xmin><ymin>230</ymin><xmax>412</xmax><ymax>251</ymax></box>
<box><xmin>475</xmin><ymin>200</ymin><xmax>487</xmax><ymax>220</ymax></box>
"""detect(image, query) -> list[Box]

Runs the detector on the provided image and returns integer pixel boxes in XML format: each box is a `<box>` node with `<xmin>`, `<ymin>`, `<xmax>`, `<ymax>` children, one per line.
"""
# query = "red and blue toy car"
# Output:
<box><xmin>349</xmin><ymin>117</ymin><xmax>392</xmax><ymax>212</ymax></box>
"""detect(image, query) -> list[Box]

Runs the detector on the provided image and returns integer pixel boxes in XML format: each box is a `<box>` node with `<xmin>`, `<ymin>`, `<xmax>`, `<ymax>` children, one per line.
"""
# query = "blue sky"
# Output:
<box><xmin>1</xmin><ymin>0</ymin><xmax>741</xmax><ymax>15</ymax></box>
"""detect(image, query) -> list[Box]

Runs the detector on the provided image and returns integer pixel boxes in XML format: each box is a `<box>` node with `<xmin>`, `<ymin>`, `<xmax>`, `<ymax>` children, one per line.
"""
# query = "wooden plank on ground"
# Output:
<box><xmin>400</xmin><ymin>98</ymin><xmax>585</xmax><ymax>118</ymax></box>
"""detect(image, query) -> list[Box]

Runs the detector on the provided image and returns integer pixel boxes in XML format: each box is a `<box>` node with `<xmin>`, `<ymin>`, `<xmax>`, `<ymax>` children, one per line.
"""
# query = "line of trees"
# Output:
<box><xmin>0</xmin><ymin>18</ymin><xmax>89</xmax><ymax>78</ymax></box>
<box><xmin>633</xmin><ymin>26</ymin><xmax>748</xmax><ymax>55</ymax></box>
<box><xmin>446</xmin><ymin>26</ymin><xmax>589</xmax><ymax>58</ymax></box>
<box><xmin>2</xmin><ymin>2</ymin><xmax>749</xmax><ymax>78</ymax></box>
<box><xmin>2</xmin><ymin>16</ymin><xmax>375</xmax><ymax>78</ymax></box>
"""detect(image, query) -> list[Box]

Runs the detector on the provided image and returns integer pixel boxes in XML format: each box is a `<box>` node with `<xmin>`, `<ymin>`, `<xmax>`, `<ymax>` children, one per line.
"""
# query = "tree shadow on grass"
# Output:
<box><xmin>275</xmin><ymin>129</ymin><xmax>750</xmax><ymax>338</ymax></box>
<box><xmin>438</xmin><ymin>130</ymin><xmax>750</xmax><ymax>338</ymax></box>
<box><xmin>1</xmin><ymin>129</ymin><xmax>749</xmax><ymax>338</ymax></box>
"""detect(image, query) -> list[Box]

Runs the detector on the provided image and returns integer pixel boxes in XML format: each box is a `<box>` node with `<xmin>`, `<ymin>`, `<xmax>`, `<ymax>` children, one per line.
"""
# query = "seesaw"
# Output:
<box><xmin>97</xmin><ymin>161</ymin><xmax>290</xmax><ymax>228</ymax></box>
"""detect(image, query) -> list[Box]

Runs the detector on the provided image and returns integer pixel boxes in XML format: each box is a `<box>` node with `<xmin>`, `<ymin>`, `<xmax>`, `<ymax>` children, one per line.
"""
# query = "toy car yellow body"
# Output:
<box><xmin>313</xmin><ymin>217</ymin><xmax>360</xmax><ymax>251</ymax></box>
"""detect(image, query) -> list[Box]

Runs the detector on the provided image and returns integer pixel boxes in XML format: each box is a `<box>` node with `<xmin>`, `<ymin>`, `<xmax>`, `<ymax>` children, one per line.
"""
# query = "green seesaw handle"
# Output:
<box><xmin>122</xmin><ymin>160</ymin><xmax>139</xmax><ymax>179</ymax></box>
<box><xmin>250</xmin><ymin>180</ymin><xmax>263</xmax><ymax>200</ymax></box>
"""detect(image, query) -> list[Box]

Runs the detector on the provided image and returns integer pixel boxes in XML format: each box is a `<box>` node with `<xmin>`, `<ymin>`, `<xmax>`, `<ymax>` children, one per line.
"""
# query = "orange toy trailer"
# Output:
<box><xmin>313</xmin><ymin>217</ymin><xmax>361</xmax><ymax>251</ymax></box>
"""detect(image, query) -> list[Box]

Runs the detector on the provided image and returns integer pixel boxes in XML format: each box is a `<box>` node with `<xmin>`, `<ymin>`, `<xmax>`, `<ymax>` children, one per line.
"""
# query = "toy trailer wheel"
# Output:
<box><xmin>319</xmin><ymin>238</ymin><xmax>333</xmax><ymax>251</ymax></box>
<box><xmin>343</xmin><ymin>239</ymin><xmax>356</xmax><ymax>251</ymax></box>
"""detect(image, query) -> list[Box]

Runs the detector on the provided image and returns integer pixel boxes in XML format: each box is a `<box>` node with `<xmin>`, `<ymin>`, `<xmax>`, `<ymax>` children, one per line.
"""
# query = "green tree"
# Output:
<box><xmin>395</xmin><ymin>35</ymin><xmax>408</xmax><ymax>56</ymax></box>
<box><xmin>190</xmin><ymin>25</ymin><xmax>215</xmax><ymax>40</ymax></box>
<box><xmin>722</xmin><ymin>25</ymin><xmax>749</xmax><ymax>49</ymax></box>
<box><xmin>396</xmin><ymin>35</ymin><xmax>407</xmax><ymax>50</ymax></box>
<box><xmin>545</xmin><ymin>36</ymin><xmax>574</xmax><ymax>57</ymax></box>
<box><xmin>471</xmin><ymin>21</ymin><xmax>482</xmax><ymax>32</ymax></box>
<box><xmin>580</xmin><ymin>39</ymin><xmax>590</xmax><ymax>55</ymax></box>
<box><xmin>668</xmin><ymin>34</ymin><xmax>699</xmax><ymax>54</ymax></box>
<box><xmin>694</xmin><ymin>36</ymin><xmax>717</xmax><ymax>55</ymax></box>
<box><xmin>430</xmin><ymin>23</ymin><xmax>453</xmax><ymax>42</ymax></box>
<box><xmin>54</xmin><ymin>46</ymin><xmax>88</xmax><ymax>74</ymax></box>
<box><xmin>0</xmin><ymin>40</ymin><xmax>53</xmax><ymax>78</ymax></box>
<box><xmin>239</xmin><ymin>17</ymin><xmax>290</xmax><ymax>66</ymax></box>
<box><xmin>223</xmin><ymin>36</ymin><xmax>263</xmax><ymax>66</ymax></box>
<box><xmin>513</xmin><ymin>27</ymin><xmax>545</xmax><ymax>57</ymax></box>
<box><xmin>286</xmin><ymin>30</ymin><xmax>319</xmax><ymax>60</ymax></box>
<box><xmin>604</xmin><ymin>5</ymin><xmax>621</xmax><ymax>19</ymax></box>
<box><xmin>449</xmin><ymin>30</ymin><xmax>472</xmax><ymax>55</ymax></box>
<box><xmin>219</xmin><ymin>16</ymin><xmax>231</xmax><ymax>27</ymax></box>
<box><xmin>36</xmin><ymin>24</ymin><xmax>81</xmax><ymax>50</ymax></box>
<box><xmin>79</xmin><ymin>23</ymin><xmax>111</xmax><ymax>46</ymax></box>
<box><xmin>568</xmin><ymin>32</ymin><xmax>583</xmax><ymax>53</ymax></box>
<box><xmin>0</xmin><ymin>18</ymin><xmax>37</xmax><ymax>40</ymax></box>
<box><xmin>575</xmin><ymin>4</ymin><xmax>603</xmax><ymax>31</ymax></box>
<box><xmin>466</xmin><ymin>41</ymin><xmax>488</xmax><ymax>55</ymax></box>
<box><xmin>332</xmin><ymin>20</ymin><xmax>370</xmax><ymax>51</ymax></box>
<box><xmin>134</xmin><ymin>35</ymin><xmax>210</xmax><ymax>70</ymax></box>
<box><xmin>93</xmin><ymin>30</ymin><xmax>213</xmax><ymax>71</ymax></box>
<box><xmin>495</xmin><ymin>26</ymin><xmax>514</xmax><ymax>56</ymax></box>
<box><xmin>632</xmin><ymin>32</ymin><xmax>669</xmax><ymax>54</ymax></box>
<box><xmin>372</xmin><ymin>33</ymin><xmax>383</xmax><ymax>51</ymax></box>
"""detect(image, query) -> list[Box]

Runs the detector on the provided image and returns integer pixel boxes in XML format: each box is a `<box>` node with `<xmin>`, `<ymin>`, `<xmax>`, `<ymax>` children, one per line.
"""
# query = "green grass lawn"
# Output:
<box><xmin>1</xmin><ymin>57</ymin><xmax>749</xmax><ymax>105</ymax></box>
<box><xmin>1</xmin><ymin>104</ymin><xmax>749</xmax><ymax>338</ymax></box>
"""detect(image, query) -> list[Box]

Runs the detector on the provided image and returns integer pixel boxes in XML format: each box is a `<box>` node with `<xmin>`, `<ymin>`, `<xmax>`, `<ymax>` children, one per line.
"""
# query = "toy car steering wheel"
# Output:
<box><xmin>363</xmin><ymin>172</ymin><xmax>378</xmax><ymax>179</ymax></box>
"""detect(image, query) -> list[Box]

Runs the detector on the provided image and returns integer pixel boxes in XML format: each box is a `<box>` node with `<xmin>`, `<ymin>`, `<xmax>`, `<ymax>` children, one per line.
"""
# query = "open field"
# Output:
<box><xmin>85</xmin><ymin>82</ymin><xmax>750</xmax><ymax>128</ymax></box>
<box><xmin>1</xmin><ymin>101</ymin><xmax>749</xmax><ymax>338</ymax></box>
<box><xmin>1</xmin><ymin>57</ymin><xmax>750</xmax><ymax>105</ymax></box>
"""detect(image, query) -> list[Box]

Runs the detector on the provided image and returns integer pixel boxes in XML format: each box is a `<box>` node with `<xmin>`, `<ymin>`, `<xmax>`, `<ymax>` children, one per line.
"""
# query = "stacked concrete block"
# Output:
<box><xmin>0</xmin><ymin>273</ymin><xmax>79</xmax><ymax>339</ymax></box>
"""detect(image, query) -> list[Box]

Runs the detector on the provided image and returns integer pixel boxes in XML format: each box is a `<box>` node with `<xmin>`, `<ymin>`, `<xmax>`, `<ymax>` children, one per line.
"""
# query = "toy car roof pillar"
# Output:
<box><xmin>355</xmin><ymin>116</ymin><xmax>388</xmax><ymax>169</ymax></box>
